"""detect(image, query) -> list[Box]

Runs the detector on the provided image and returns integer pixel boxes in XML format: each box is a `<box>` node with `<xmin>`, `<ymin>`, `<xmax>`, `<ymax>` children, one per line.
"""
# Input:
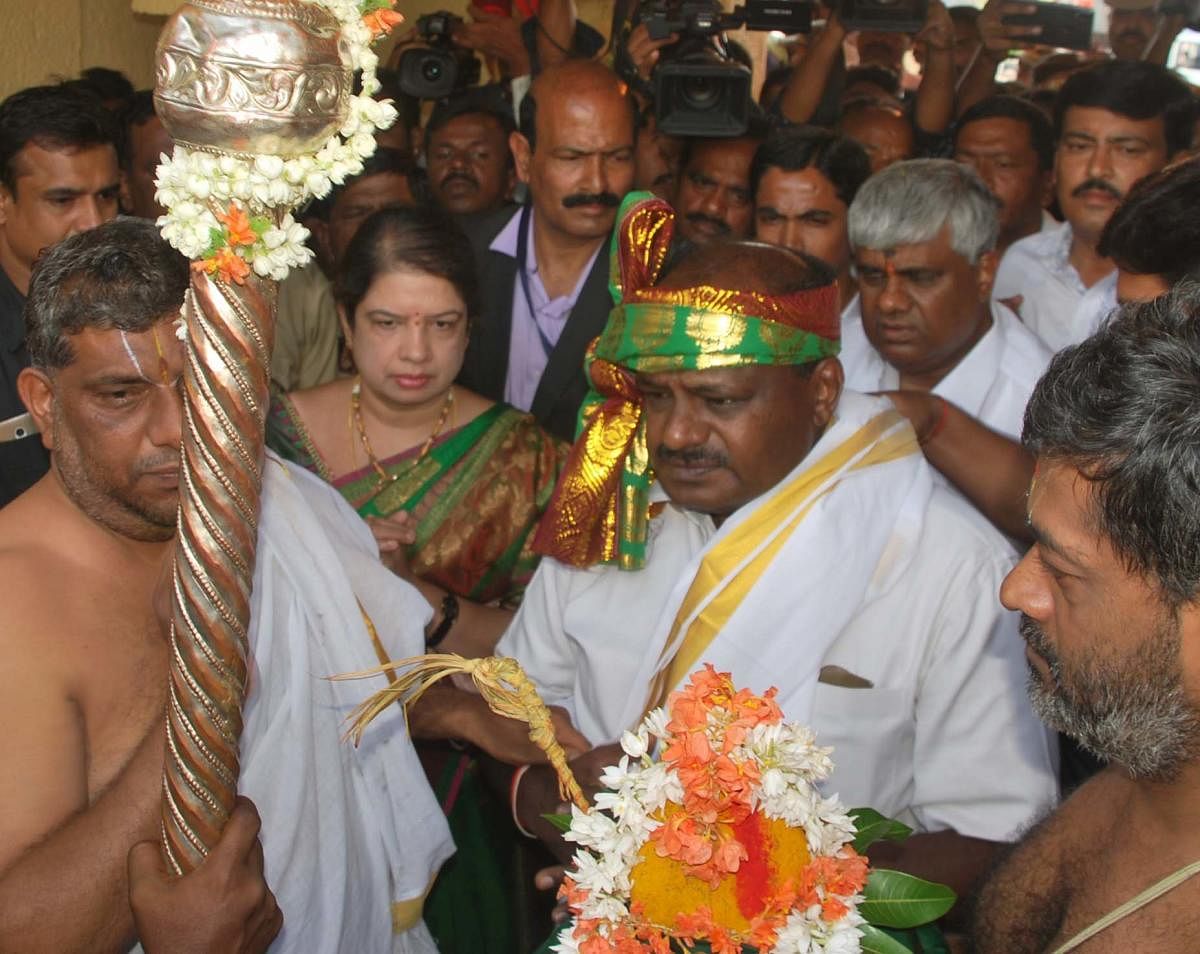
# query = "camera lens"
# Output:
<box><xmin>680</xmin><ymin>74</ymin><xmax>720</xmax><ymax>111</ymax></box>
<box><xmin>422</xmin><ymin>58</ymin><xmax>444</xmax><ymax>82</ymax></box>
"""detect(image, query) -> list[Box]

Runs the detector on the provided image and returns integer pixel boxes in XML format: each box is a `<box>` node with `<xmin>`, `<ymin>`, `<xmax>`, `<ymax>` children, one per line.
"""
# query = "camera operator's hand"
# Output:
<box><xmin>916</xmin><ymin>0</ymin><xmax>955</xmax><ymax>55</ymax></box>
<box><xmin>455</xmin><ymin>5</ymin><xmax>532</xmax><ymax>79</ymax></box>
<box><xmin>977</xmin><ymin>0</ymin><xmax>1042</xmax><ymax>58</ymax></box>
<box><xmin>625</xmin><ymin>22</ymin><xmax>679</xmax><ymax>83</ymax></box>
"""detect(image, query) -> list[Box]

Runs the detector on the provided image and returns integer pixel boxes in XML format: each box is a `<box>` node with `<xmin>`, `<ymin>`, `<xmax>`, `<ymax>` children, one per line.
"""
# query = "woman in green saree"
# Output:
<box><xmin>266</xmin><ymin>205</ymin><xmax>567</xmax><ymax>954</ymax></box>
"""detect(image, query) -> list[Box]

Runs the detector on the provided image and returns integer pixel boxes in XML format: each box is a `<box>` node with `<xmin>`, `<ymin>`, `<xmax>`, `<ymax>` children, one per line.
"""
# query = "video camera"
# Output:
<box><xmin>398</xmin><ymin>11</ymin><xmax>483</xmax><ymax>99</ymax></box>
<box><xmin>635</xmin><ymin>0</ymin><xmax>812</xmax><ymax>137</ymax></box>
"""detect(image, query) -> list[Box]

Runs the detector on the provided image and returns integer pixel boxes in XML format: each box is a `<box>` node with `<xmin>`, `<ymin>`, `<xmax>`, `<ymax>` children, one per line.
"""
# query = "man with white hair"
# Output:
<box><xmin>840</xmin><ymin>159</ymin><xmax>1052</xmax><ymax>541</ymax></box>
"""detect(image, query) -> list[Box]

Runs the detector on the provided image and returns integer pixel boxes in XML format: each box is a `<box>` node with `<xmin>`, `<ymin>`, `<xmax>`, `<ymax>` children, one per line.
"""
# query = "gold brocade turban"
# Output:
<box><xmin>533</xmin><ymin>192</ymin><xmax>840</xmax><ymax>570</ymax></box>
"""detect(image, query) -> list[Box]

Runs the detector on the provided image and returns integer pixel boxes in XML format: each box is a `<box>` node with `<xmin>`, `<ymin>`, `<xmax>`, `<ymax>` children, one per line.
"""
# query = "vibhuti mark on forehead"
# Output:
<box><xmin>118</xmin><ymin>326</ymin><xmax>178</xmax><ymax>388</ymax></box>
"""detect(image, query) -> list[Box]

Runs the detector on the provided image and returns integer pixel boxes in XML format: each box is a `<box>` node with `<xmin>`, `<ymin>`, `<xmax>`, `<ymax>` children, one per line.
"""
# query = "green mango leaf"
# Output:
<box><xmin>849</xmin><ymin>808</ymin><xmax>913</xmax><ymax>852</ymax></box>
<box><xmin>542</xmin><ymin>812</ymin><xmax>573</xmax><ymax>834</ymax></box>
<box><xmin>860</xmin><ymin>868</ymin><xmax>956</xmax><ymax>929</ymax></box>
<box><xmin>858</xmin><ymin>924</ymin><xmax>917</xmax><ymax>954</ymax></box>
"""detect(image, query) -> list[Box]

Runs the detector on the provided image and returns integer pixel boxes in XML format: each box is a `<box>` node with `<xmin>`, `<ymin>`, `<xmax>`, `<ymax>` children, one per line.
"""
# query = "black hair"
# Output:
<box><xmin>750</xmin><ymin>125</ymin><xmax>872</xmax><ymax>205</ymax></box>
<box><xmin>334</xmin><ymin>204</ymin><xmax>479</xmax><ymax>320</ymax></box>
<box><xmin>1023</xmin><ymin>283</ymin><xmax>1200</xmax><ymax>607</ymax></box>
<box><xmin>426</xmin><ymin>85</ymin><xmax>516</xmax><ymax>142</ymax></box>
<box><xmin>843</xmin><ymin>65</ymin><xmax>902</xmax><ymax>98</ymax></box>
<box><xmin>117</xmin><ymin>89</ymin><xmax>158</xmax><ymax>170</ymax></box>
<box><xmin>1098</xmin><ymin>159</ymin><xmax>1200</xmax><ymax>282</ymax></box>
<box><xmin>78</xmin><ymin>67</ymin><xmax>135</xmax><ymax>105</ymax></box>
<box><xmin>956</xmin><ymin>95</ymin><xmax>1055</xmax><ymax>172</ymax></box>
<box><xmin>26</xmin><ymin>216</ymin><xmax>188</xmax><ymax>370</ymax></box>
<box><xmin>0</xmin><ymin>84</ymin><xmax>119</xmax><ymax>192</ymax></box>
<box><xmin>1054</xmin><ymin>60</ymin><xmax>1196</xmax><ymax>157</ymax></box>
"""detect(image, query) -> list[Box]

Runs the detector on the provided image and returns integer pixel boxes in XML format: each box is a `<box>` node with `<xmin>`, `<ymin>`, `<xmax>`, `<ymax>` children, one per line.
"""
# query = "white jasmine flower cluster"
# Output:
<box><xmin>775</xmin><ymin>906</ymin><xmax>866</xmax><ymax>954</ymax></box>
<box><xmin>153</xmin><ymin>0</ymin><xmax>397</xmax><ymax>281</ymax></box>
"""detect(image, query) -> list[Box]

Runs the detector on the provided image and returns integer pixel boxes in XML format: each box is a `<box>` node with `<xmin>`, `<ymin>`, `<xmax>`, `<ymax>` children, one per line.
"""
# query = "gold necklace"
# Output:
<box><xmin>350</xmin><ymin>377</ymin><xmax>455</xmax><ymax>491</ymax></box>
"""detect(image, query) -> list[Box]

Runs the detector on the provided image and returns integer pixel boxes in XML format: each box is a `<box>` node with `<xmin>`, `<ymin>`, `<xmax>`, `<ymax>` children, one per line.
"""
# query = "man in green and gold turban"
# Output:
<box><xmin>501</xmin><ymin>192</ymin><xmax>1057</xmax><ymax>901</ymax></box>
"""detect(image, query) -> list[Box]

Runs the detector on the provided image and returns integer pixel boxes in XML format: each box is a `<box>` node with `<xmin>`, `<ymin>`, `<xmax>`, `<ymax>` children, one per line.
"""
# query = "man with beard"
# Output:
<box><xmin>991</xmin><ymin>60</ymin><xmax>1193</xmax><ymax>352</ymax></box>
<box><xmin>424</xmin><ymin>88</ymin><xmax>516</xmax><ymax>221</ymax></box>
<box><xmin>972</xmin><ymin>284</ymin><xmax>1200</xmax><ymax>953</ymax></box>
<box><xmin>458</xmin><ymin>59</ymin><xmax>637</xmax><ymax>442</ymax></box>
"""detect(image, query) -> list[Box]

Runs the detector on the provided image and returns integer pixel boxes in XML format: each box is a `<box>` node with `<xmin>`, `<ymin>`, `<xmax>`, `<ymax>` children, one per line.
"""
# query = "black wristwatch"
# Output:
<box><xmin>426</xmin><ymin>592</ymin><xmax>459</xmax><ymax>649</ymax></box>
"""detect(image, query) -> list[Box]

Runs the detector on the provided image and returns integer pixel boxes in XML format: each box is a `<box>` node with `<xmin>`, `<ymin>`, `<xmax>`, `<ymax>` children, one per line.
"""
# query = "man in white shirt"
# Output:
<box><xmin>502</xmin><ymin>194</ymin><xmax>1056</xmax><ymax>900</ymax></box>
<box><xmin>843</xmin><ymin>159</ymin><xmax>1050</xmax><ymax>541</ymax></box>
<box><xmin>1069</xmin><ymin>157</ymin><xmax>1200</xmax><ymax>344</ymax></box>
<box><xmin>991</xmin><ymin>60</ymin><xmax>1193</xmax><ymax>352</ymax></box>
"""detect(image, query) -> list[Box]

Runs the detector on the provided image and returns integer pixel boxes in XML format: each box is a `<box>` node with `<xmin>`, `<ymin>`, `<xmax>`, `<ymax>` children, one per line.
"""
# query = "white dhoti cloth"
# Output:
<box><xmin>138</xmin><ymin>455</ymin><xmax>454</xmax><ymax>954</ymax></box>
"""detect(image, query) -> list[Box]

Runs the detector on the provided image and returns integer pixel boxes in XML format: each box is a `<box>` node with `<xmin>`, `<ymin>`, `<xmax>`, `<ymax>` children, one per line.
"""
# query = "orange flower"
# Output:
<box><xmin>217</xmin><ymin>204</ymin><xmax>257</xmax><ymax>248</ymax></box>
<box><xmin>674</xmin><ymin>905</ymin><xmax>717</xmax><ymax>938</ymax></box>
<box><xmin>363</xmin><ymin>7</ymin><xmax>403</xmax><ymax>36</ymax></box>
<box><xmin>193</xmin><ymin>247</ymin><xmax>250</xmax><ymax>285</ymax></box>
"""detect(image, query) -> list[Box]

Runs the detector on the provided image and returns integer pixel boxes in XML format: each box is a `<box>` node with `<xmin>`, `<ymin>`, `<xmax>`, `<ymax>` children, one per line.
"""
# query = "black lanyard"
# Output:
<box><xmin>514</xmin><ymin>203</ymin><xmax>560</xmax><ymax>361</ymax></box>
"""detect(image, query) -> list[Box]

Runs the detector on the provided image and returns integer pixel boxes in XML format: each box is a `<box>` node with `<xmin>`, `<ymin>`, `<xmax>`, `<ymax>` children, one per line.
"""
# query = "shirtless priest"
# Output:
<box><xmin>501</xmin><ymin>194</ymin><xmax>1056</xmax><ymax>900</ymax></box>
<box><xmin>973</xmin><ymin>285</ymin><xmax>1200</xmax><ymax>951</ymax></box>
<box><xmin>0</xmin><ymin>218</ymin><xmax>583</xmax><ymax>953</ymax></box>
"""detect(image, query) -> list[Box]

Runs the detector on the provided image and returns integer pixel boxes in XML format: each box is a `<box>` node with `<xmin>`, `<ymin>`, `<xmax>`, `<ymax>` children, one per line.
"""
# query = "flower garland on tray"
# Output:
<box><xmin>552</xmin><ymin>666</ymin><xmax>954</xmax><ymax>954</ymax></box>
<box><xmin>155</xmin><ymin>0</ymin><xmax>402</xmax><ymax>284</ymax></box>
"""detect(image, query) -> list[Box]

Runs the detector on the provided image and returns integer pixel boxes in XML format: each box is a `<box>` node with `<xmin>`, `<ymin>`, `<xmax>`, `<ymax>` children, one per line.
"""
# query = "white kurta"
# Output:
<box><xmin>498</xmin><ymin>396</ymin><xmax>1057</xmax><ymax>842</ymax></box>
<box><xmin>237</xmin><ymin>456</ymin><xmax>453</xmax><ymax>953</ymax></box>
<box><xmin>840</xmin><ymin>298</ymin><xmax>1052</xmax><ymax>442</ymax></box>
<box><xmin>992</xmin><ymin>221</ymin><xmax>1112</xmax><ymax>353</ymax></box>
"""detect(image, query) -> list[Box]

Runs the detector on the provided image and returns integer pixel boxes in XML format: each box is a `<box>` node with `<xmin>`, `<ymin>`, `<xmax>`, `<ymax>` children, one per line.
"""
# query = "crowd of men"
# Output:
<box><xmin>4</xmin><ymin>0</ymin><xmax>1200</xmax><ymax>949</ymax></box>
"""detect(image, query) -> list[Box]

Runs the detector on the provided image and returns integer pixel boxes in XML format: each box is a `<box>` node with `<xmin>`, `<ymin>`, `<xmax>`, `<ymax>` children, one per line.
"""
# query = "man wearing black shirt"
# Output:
<box><xmin>0</xmin><ymin>84</ymin><xmax>120</xmax><ymax>508</ymax></box>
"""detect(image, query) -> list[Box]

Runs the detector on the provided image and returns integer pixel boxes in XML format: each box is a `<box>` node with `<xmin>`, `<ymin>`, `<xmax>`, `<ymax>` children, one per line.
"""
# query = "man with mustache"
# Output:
<box><xmin>972</xmin><ymin>284</ymin><xmax>1200</xmax><ymax>953</ymax></box>
<box><xmin>424</xmin><ymin>88</ymin><xmax>516</xmax><ymax>221</ymax></box>
<box><xmin>841</xmin><ymin>159</ymin><xmax>1051</xmax><ymax>541</ymax></box>
<box><xmin>672</xmin><ymin>130</ymin><xmax>763</xmax><ymax>245</ymax></box>
<box><xmin>500</xmin><ymin>193</ymin><xmax>1056</xmax><ymax>902</ymax></box>
<box><xmin>1</xmin><ymin>83</ymin><xmax>122</xmax><ymax>509</ymax></box>
<box><xmin>1106</xmin><ymin>0</ymin><xmax>1171</xmax><ymax>61</ymax></box>
<box><xmin>458</xmin><ymin>59</ymin><xmax>637</xmax><ymax>441</ymax></box>
<box><xmin>991</xmin><ymin>60</ymin><xmax>1194</xmax><ymax>352</ymax></box>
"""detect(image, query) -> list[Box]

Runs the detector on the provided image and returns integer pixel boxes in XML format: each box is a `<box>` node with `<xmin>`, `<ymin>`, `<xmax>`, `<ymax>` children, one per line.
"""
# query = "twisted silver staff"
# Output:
<box><xmin>161</xmin><ymin>270</ymin><xmax>276</xmax><ymax>872</ymax></box>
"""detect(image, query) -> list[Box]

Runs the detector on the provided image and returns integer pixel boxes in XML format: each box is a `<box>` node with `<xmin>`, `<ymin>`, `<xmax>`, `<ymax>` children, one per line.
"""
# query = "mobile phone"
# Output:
<box><xmin>1003</xmin><ymin>2</ymin><xmax>1094</xmax><ymax>51</ymax></box>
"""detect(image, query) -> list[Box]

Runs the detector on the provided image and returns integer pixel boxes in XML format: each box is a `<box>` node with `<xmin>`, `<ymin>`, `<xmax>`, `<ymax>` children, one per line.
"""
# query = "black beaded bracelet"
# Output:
<box><xmin>426</xmin><ymin>592</ymin><xmax>459</xmax><ymax>649</ymax></box>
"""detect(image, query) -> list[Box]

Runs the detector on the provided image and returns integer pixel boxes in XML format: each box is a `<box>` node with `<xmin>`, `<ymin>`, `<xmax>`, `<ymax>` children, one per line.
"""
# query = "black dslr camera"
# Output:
<box><xmin>398</xmin><ymin>11</ymin><xmax>483</xmax><ymax>99</ymax></box>
<box><xmin>636</xmin><ymin>0</ymin><xmax>812</xmax><ymax>138</ymax></box>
